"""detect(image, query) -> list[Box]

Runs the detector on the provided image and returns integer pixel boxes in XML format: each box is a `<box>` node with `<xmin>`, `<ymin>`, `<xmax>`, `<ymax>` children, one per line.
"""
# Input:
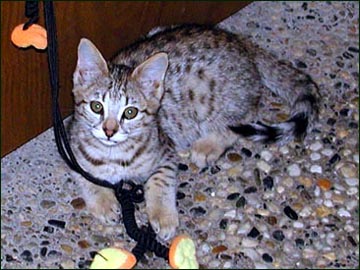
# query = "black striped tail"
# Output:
<box><xmin>229</xmin><ymin>112</ymin><xmax>309</xmax><ymax>144</ymax></box>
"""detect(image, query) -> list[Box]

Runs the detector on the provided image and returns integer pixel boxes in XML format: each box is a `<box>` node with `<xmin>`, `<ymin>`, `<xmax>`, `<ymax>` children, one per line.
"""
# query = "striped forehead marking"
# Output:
<box><xmin>100</xmin><ymin>64</ymin><xmax>132</xmax><ymax>108</ymax></box>
<box><xmin>108</xmin><ymin>64</ymin><xmax>132</xmax><ymax>102</ymax></box>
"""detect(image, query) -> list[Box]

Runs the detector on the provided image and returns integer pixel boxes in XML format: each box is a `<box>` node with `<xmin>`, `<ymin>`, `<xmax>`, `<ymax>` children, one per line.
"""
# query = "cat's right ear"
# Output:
<box><xmin>131</xmin><ymin>53</ymin><xmax>168</xmax><ymax>113</ymax></box>
<box><xmin>73</xmin><ymin>38</ymin><xmax>108</xmax><ymax>87</ymax></box>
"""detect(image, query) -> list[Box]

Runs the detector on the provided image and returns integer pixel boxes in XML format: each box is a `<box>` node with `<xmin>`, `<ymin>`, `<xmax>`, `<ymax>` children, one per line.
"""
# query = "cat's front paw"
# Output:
<box><xmin>146</xmin><ymin>204</ymin><xmax>179</xmax><ymax>240</ymax></box>
<box><xmin>85</xmin><ymin>189</ymin><xmax>121</xmax><ymax>225</ymax></box>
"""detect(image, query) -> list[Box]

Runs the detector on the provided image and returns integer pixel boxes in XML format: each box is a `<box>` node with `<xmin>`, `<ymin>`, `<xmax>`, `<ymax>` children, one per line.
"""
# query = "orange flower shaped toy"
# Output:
<box><xmin>11</xmin><ymin>23</ymin><xmax>47</xmax><ymax>50</ymax></box>
<box><xmin>90</xmin><ymin>235</ymin><xmax>199</xmax><ymax>269</ymax></box>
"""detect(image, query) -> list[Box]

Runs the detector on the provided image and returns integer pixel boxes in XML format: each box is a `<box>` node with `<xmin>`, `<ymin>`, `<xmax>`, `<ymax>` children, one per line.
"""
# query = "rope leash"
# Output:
<box><xmin>23</xmin><ymin>1</ymin><xmax>39</xmax><ymax>30</ymax></box>
<box><xmin>114</xmin><ymin>182</ymin><xmax>169</xmax><ymax>261</ymax></box>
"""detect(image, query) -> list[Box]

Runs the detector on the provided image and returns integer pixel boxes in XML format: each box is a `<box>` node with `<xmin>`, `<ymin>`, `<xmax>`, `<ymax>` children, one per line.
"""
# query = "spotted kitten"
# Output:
<box><xmin>69</xmin><ymin>24</ymin><xmax>319</xmax><ymax>240</ymax></box>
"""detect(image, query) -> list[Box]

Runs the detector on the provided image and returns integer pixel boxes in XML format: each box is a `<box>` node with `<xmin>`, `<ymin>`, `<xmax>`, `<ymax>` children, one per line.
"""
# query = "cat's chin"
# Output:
<box><xmin>98</xmin><ymin>138</ymin><xmax>123</xmax><ymax>146</ymax></box>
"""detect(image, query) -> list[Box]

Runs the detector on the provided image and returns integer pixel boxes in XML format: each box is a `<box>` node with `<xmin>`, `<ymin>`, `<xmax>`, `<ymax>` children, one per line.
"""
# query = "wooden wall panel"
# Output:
<box><xmin>1</xmin><ymin>1</ymin><xmax>250</xmax><ymax>157</ymax></box>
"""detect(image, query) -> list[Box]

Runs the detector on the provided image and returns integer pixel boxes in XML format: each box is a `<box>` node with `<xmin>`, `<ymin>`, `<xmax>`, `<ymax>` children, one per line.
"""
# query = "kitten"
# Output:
<box><xmin>68</xmin><ymin>24</ymin><xmax>319</xmax><ymax>240</ymax></box>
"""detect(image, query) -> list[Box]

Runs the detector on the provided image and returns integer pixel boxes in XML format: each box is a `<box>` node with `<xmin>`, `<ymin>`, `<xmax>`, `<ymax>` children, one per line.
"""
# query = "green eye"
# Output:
<box><xmin>123</xmin><ymin>107</ymin><xmax>138</xmax><ymax>120</ymax></box>
<box><xmin>90</xmin><ymin>101</ymin><xmax>103</xmax><ymax>114</ymax></box>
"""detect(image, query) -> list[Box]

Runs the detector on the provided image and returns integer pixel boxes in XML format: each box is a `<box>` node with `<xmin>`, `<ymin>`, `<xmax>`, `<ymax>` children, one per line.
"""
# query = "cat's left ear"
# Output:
<box><xmin>131</xmin><ymin>53</ymin><xmax>168</xmax><ymax>112</ymax></box>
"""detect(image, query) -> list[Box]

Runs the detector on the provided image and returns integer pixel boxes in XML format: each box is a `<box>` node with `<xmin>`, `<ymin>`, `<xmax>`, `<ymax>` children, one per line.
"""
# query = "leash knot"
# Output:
<box><xmin>115</xmin><ymin>180</ymin><xmax>145</xmax><ymax>204</ymax></box>
<box><xmin>23</xmin><ymin>1</ymin><xmax>39</xmax><ymax>30</ymax></box>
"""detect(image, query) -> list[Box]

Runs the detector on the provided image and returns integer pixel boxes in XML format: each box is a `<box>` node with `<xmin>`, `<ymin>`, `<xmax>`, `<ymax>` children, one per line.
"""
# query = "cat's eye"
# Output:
<box><xmin>123</xmin><ymin>107</ymin><xmax>138</xmax><ymax>120</ymax></box>
<box><xmin>90</xmin><ymin>101</ymin><xmax>103</xmax><ymax>114</ymax></box>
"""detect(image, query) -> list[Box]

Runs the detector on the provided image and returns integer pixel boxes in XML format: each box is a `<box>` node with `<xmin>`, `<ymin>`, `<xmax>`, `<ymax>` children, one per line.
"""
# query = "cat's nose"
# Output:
<box><xmin>103</xmin><ymin>127</ymin><xmax>115</xmax><ymax>138</ymax></box>
<box><xmin>102</xmin><ymin>118</ymin><xmax>119</xmax><ymax>139</ymax></box>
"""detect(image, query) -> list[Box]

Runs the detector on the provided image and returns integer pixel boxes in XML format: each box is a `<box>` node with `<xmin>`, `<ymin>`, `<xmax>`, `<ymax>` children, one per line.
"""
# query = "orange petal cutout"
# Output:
<box><xmin>11</xmin><ymin>23</ymin><xmax>47</xmax><ymax>50</ymax></box>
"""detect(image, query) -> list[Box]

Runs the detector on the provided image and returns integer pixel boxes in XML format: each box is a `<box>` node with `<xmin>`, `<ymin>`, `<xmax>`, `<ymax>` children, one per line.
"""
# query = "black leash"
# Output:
<box><xmin>43</xmin><ymin>0</ymin><xmax>114</xmax><ymax>189</ymax></box>
<box><xmin>23</xmin><ymin>0</ymin><xmax>171</xmax><ymax>264</ymax></box>
<box><xmin>23</xmin><ymin>1</ymin><xmax>39</xmax><ymax>30</ymax></box>
<box><xmin>115</xmin><ymin>182</ymin><xmax>169</xmax><ymax>261</ymax></box>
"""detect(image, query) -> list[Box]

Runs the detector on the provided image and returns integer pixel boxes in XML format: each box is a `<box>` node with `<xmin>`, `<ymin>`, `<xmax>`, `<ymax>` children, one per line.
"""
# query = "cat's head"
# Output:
<box><xmin>72</xmin><ymin>38</ymin><xmax>168</xmax><ymax>146</ymax></box>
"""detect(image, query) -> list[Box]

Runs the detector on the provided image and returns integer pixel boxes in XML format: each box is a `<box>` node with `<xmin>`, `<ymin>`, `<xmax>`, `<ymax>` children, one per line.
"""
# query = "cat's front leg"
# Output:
<box><xmin>74</xmin><ymin>173</ymin><xmax>121</xmax><ymax>224</ymax></box>
<box><xmin>144</xmin><ymin>164</ymin><xmax>179</xmax><ymax>240</ymax></box>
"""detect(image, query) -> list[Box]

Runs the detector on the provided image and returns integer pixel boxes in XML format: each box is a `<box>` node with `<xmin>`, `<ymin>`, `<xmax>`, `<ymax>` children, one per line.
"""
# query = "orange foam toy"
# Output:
<box><xmin>11</xmin><ymin>23</ymin><xmax>47</xmax><ymax>50</ymax></box>
<box><xmin>169</xmin><ymin>234</ymin><xmax>199</xmax><ymax>269</ymax></box>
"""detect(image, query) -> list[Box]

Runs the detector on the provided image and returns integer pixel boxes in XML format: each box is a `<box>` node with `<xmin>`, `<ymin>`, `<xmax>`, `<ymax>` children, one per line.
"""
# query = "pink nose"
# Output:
<box><xmin>102</xmin><ymin>118</ymin><xmax>118</xmax><ymax>138</ymax></box>
<box><xmin>103</xmin><ymin>127</ymin><xmax>115</xmax><ymax>138</ymax></box>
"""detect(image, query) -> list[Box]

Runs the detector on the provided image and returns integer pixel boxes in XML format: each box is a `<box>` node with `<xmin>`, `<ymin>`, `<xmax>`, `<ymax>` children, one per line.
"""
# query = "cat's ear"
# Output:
<box><xmin>131</xmin><ymin>53</ymin><xmax>168</xmax><ymax>112</ymax></box>
<box><xmin>73</xmin><ymin>38</ymin><xmax>108</xmax><ymax>86</ymax></box>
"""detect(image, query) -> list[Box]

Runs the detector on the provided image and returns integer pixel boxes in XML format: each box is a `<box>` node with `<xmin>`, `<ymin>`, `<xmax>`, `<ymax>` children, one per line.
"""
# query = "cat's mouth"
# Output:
<box><xmin>91</xmin><ymin>129</ymin><xmax>129</xmax><ymax>146</ymax></box>
<box><xmin>99</xmin><ymin>138</ymin><xmax>120</xmax><ymax>146</ymax></box>
<box><xmin>97</xmin><ymin>134</ymin><xmax>129</xmax><ymax>146</ymax></box>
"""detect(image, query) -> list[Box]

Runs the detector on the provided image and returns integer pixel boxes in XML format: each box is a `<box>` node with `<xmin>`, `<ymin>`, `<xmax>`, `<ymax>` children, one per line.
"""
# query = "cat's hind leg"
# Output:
<box><xmin>190</xmin><ymin>129</ymin><xmax>238</xmax><ymax>168</ymax></box>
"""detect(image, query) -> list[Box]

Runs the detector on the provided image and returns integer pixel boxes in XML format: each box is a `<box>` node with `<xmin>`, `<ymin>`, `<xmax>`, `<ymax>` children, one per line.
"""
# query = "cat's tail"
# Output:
<box><xmin>230</xmin><ymin>41</ymin><xmax>320</xmax><ymax>144</ymax></box>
